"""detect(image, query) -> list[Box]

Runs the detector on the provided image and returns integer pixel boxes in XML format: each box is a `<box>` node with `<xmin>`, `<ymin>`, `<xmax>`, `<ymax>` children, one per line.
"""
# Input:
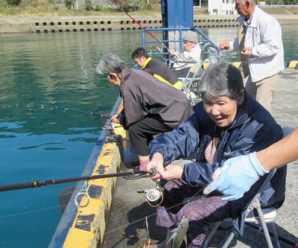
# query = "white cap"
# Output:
<box><xmin>182</xmin><ymin>31</ymin><xmax>198</xmax><ymax>43</ymax></box>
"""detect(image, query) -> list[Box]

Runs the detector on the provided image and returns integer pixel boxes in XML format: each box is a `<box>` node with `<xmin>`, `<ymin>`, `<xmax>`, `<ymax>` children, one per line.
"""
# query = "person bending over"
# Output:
<box><xmin>96</xmin><ymin>53</ymin><xmax>193</xmax><ymax>171</ymax></box>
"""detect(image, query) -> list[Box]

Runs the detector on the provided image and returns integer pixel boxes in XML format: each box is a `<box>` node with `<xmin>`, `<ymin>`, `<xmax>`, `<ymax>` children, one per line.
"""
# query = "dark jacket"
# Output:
<box><xmin>142</xmin><ymin>57</ymin><xmax>180</xmax><ymax>86</ymax></box>
<box><xmin>149</xmin><ymin>94</ymin><xmax>286</xmax><ymax>235</ymax></box>
<box><xmin>120</xmin><ymin>68</ymin><xmax>192</xmax><ymax>129</ymax></box>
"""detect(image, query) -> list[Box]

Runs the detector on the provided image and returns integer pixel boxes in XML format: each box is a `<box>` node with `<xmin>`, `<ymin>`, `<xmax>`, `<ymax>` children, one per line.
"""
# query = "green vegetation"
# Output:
<box><xmin>0</xmin><ymin>0</ymin><xmax>161</xmax><ymax>16</ymax></box>
<box><xmin>0</xmin><ymin>0</ymin><xmax>298</xmax><ymax>17</ymax></box>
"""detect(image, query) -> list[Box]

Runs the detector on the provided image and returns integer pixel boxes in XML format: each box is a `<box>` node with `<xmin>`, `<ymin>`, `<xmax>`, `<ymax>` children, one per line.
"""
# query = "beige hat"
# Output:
<box><xmin>182</xmin><ymin>30</ymin><xmax>198</xmax><ymax>43</ymax></box>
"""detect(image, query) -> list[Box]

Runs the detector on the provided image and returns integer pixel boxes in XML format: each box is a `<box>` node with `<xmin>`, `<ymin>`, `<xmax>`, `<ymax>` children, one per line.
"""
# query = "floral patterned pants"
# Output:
<box><xmin>156</xmin><ymin>179</ymin><xmax>231</xmax><ymax>247</ymax></box>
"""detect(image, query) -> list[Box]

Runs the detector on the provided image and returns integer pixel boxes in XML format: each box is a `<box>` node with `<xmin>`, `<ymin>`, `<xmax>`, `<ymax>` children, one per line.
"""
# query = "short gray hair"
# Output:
<box><xmin>198</xmin><ymin>61</ymin><xmax>244</xmax><ymax>100</ymax></box>
<box><xmin>96</xmin><ymin>53</ymin><xmax>125</xmax><ymax>75</ymax></box>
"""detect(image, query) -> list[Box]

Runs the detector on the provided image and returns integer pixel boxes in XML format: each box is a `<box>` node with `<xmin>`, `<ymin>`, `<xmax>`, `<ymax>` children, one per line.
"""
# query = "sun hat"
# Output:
<box><xmin>182</xmin><ymin>30</ymin><xmax>198</xmax><ymax>43</ymax></box>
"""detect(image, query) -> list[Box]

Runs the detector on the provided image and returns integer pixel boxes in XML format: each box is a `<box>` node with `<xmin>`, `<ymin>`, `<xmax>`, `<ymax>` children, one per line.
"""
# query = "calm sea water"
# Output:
<box><xmin>0</xmin><ymin>25</ymin><xmax>297</xmax><ymax>248</ymax></box>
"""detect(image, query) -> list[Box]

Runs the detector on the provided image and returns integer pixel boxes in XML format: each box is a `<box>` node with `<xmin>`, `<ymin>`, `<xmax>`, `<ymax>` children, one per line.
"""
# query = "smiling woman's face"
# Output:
<box><xmin>203</xmin><ymin>95</ymin><xmax>238</xmax><ymax>128</ymax></box>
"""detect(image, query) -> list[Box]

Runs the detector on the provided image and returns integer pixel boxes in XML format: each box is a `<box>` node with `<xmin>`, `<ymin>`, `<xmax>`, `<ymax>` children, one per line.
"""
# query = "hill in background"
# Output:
<box><xmin>0</xmin><ymin>0</ymin><xmax>298</xmax><ymax>17</ymax></box>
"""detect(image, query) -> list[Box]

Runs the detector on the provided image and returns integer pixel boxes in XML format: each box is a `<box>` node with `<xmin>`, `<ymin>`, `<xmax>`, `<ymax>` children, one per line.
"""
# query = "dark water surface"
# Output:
<box><xmin>0</xmin><ymin>25</ymin><xmax>297</xmax><ymax>248</ymax></box>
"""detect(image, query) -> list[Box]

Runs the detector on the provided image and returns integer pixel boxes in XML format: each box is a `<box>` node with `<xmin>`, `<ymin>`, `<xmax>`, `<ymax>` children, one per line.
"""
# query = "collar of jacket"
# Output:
<box><xmin>119</xmin><ymin>67</ymin><xmax>131</xmax><ymax>93</ymax></box>
<box><xmin>249</xmin><ymin>6</ymin><xmax>261</xmax><ymax>28</ymax></box>
<box><xmin>142</xmin><ymin>57</ymin><xmax>152</xmax><ymax>69</ymax></box>
<box><xmin>225</xmin><ymin>93</ymin><xmax>252</xmax><ymax>131</ymax></box>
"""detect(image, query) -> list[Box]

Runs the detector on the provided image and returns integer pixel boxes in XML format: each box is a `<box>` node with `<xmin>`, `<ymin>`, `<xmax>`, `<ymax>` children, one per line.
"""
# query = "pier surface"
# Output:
<box><xmin>103</xmin><ymin>69</ymin><xmax>298</xmax><ymax>248</ymax></box>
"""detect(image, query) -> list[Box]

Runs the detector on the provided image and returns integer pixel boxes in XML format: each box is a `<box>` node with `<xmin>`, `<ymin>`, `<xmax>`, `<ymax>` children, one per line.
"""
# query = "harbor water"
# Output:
<box><xmin>0</xmin><ymin>25</ymin><xmax>297</xmax><ymax>248</ymax></box>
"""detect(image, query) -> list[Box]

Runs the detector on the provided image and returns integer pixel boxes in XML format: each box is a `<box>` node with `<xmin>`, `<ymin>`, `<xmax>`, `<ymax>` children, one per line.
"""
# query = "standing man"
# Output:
<box><xmin>96</xmin><ymin>53</ymin><xmax>192</xmax><ymax>171</ymax></box>
<box><xmin>131</xmin><ymin>47</ymin><xmax>183</xmax><ymax>90</ymax></box>
<box><xmin>219</xmin><ymin>0</ymin><xmax>284</xmax><ymax>113</ymax></box>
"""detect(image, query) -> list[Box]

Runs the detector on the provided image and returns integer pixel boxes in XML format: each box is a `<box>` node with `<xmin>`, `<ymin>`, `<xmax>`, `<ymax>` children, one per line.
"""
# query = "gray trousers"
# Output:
<box><xmin>245</xmin><ymin>74</ymin><xmax>277</xmax><ymax>113</ymax></box>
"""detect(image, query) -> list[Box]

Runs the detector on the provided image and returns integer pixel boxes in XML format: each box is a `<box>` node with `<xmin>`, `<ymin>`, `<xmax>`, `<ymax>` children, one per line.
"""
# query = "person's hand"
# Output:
<box><xmin>240</xmin><ymin>47</ymin><xmax>252</xmax><ymax>59</ymax></box>
<box><xmin>161</xmin><ymin>164</ymin><xmax>183</xmax><ymax>180</ymax></box>
<box><xmin>168</xmin><ymin>48</ymin><xmax>176</xmax><ymax>56</ymax></box>
<box><xmin>147</xmin><ymin>153</ymin><xmax>165</xmax><ymax>181</ymax></box>
<box><xmin>203</xmin><ymin>152</ymin><xmax>269</xmax><ymax>201</ymax></box>
<box><xmin>219</xmin><ymin>41</ymin><xmax>230</xmax><ymax>50</ymax></box>
<box><xmin>110</xmin><ymin>114</ymin><xmax>119</xmax><ymax>123</ymax></box>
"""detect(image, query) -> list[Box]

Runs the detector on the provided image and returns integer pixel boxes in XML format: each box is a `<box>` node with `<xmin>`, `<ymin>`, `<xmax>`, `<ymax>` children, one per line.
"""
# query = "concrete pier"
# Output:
<box><xmin>1</xmin><ymin>14</ymin><xmax>297</xmax><ymax>34</ymax></box>
<box><xmin>103</xmin><ymin>69</ymin><xmax>298</xmax><ymax>248</ymax></box>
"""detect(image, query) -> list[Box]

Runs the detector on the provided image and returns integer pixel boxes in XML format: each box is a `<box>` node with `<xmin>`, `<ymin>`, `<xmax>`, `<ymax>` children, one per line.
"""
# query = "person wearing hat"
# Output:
<box><xmin>170</xmin><ymin>30</ymin><xmax>202</xmax><ymax>77</ymax></box>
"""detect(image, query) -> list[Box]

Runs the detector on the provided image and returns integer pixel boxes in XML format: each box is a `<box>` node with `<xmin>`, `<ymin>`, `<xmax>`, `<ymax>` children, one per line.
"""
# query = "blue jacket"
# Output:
<box><xmin>149</xmin><ymin>94</ymin><xmax>286</xmax><ymax>235</ymax></box>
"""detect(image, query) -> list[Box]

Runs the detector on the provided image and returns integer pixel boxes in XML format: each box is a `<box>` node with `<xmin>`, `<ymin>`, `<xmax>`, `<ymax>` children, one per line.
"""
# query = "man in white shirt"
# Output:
<box><xmin>219</xmin><ymin>0</ymin><xmax>284</xmax><ymax>113</ymax></box>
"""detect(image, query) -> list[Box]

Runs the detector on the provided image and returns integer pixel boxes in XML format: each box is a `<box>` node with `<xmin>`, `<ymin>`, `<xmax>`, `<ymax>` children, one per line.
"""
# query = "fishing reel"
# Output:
<box><xmin>138</xmin><ymin>184</ymin><xmax>164</xmax><ymax>207</ymax></box>
<box><xmin>145</xmin><ymin>185</ymin><xmax>164</xmax><ymax>207</ymax></box>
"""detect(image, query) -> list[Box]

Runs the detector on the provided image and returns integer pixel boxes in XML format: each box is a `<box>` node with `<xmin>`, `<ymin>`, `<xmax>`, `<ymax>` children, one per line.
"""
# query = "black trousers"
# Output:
<box><xmin>128</xmin><ymin>116</ymin><xmax>172</xmax><ymax>156</ymax></box>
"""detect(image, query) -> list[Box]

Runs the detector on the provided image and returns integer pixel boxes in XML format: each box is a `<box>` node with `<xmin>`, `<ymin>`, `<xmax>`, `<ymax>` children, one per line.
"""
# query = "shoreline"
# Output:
<box><xmin>1</xmin><ymin>14</ymin><xmax>298</xmax><ymax>34</ymax></box>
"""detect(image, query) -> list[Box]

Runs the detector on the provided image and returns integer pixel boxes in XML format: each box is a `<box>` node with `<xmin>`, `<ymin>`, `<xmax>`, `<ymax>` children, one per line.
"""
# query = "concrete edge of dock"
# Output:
<box><xmin>48</xmin><ymin>97</ymin><xmax>127</xmax><ymax>248</ymax></box>
<box><xmin>213</xmin><ymin>61</ymin><xmax>298</xmax><ymax>69</ymax></box>
<box><xmin>1</xmin><ymin>14</ymin><xmax>298</xmax><ymax>34</ymax></box>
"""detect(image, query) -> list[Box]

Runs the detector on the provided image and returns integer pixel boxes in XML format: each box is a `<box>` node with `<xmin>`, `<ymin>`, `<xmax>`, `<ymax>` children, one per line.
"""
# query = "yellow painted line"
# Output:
<box><xmin>63</xmin><ymin>141</ymin><xmax>121</xmax><ymax>248</ymax></box>
<box><xmin>288</xmin><ymin>60</ymin><xmax>298</xmax><ymax>69</ymax></box>
<box><xmin>63</xmin><ymin>100</ymin><xmax>128</xmax><ymax>248</ymax></box>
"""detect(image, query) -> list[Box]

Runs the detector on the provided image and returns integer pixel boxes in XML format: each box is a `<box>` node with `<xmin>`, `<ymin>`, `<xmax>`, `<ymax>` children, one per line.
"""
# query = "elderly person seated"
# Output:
<box><xmin>170</xmin><ymin>30</ymin><xmax>202</xmax><ymax>77</ymax></box>
<box><xmin>96</xmin><ymin>53</ymin><xmax>193</xmax><ymax>172</ymax></box>
<box><xmin>147</xmin><ymin>61</ymin><xmax>286</xmax><ymax>247</ymax></box>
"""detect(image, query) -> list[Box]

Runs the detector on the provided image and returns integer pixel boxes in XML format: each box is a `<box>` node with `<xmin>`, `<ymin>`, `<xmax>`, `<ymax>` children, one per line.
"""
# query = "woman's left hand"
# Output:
<box><xmin>161</xmin><ymin>165</ymin><xmax>183</xmax><ymax>180</ymax></box>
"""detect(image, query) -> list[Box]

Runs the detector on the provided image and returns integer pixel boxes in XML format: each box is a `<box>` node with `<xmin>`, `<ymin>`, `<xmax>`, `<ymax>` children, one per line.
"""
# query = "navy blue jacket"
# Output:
<box><xmin>149</xmin><ymin>94</ymin><xmax>286</xmax><ymax>235</ymax></box>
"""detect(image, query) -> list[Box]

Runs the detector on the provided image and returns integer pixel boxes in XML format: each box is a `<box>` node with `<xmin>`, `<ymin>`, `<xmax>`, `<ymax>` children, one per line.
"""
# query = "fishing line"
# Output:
<box><xmin>0</xmin><ymin>184</ymin><xmax>197</xmax><ymax>245</ymax></box>
<box><xmin>0</xmin><ymin>103</ymin><xmax>102</xmax><ymax>117</ymax></box>
<box><xmin>110</xmin><ymin>0</ymin><xmax>169</xmax><ymax>52</ymax></box>
<box><xmin>0</xmin><ymin>169</ymin><xmax>212</xmax><ymax>245</ymax></box>
<box><xmin>61</xmin><ymin>184</ymin><xmax>208</xmax><ymax>248</ymax></box>
<box><xmin>0</xmin><ymin>204</ymin><xmax>63</xmax><ymax>220</ymax></box>
<box><xmin>103</xmin><ymin>184</ymin><xmax>207</xmax><ymax>236</ymax></box>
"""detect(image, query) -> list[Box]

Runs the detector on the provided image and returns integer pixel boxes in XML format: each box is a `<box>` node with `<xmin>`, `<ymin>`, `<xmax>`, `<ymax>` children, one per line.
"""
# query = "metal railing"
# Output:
<box><xmin>141</xmin><ymin>27</ymin><xmax>220</xmax><ymax>62</ymax></box>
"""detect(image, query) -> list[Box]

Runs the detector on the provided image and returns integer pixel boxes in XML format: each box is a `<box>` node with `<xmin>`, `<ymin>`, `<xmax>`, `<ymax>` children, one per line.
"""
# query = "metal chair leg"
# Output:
<box><xmin>221</xmin><ymin>232</ymin><xmax>235</xmax><ymax>248</ymax></box>
<box><xmin>270</xmin><ymin>223</ymin><xmax>281</xmax><ymax>248</ymax></box>
<box><xmin>255</xmin><ymin>205</ymin><xmax>274</xmax><ymax>248</ymax></box>
<box><xmin>202</xmin><ymin>221</ymin><xmax>222</xmax><ymax>248</ymax></box>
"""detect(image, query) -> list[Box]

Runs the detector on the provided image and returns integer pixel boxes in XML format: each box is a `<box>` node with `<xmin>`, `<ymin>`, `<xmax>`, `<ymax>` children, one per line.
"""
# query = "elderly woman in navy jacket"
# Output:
<box><xmin>148</xmin><ymin>61</ymin><xmax>286</xmax><ymax>247</ymax></box>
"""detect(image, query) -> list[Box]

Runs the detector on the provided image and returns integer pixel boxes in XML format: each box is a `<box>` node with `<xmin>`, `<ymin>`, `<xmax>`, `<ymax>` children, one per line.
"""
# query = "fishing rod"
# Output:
<box><xmin>0</xmin><ymin>169</ymin><xmax>150</xmax><ymax>193</ymax></box>
<box><xmin>110</xmin><ymin>0</ymin><xmax>168</xmax><ymax>51</ymax></box>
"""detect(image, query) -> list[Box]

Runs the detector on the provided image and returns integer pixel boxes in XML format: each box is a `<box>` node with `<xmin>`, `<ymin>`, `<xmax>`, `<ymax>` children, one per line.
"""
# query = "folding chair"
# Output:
<box><xmin>179</xmin><ymin>61</ymin><xmax>205</xmax><ymax>105</ymax></box>
<box><xmin>202</xmin><ymin>169</ymin><xmax>280</xmax><ymax>248</ymax></box>
<box><xmin>202</xmin><ymin>127</ymin><xmax>293</xmax><ymax>248</ymax></box>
